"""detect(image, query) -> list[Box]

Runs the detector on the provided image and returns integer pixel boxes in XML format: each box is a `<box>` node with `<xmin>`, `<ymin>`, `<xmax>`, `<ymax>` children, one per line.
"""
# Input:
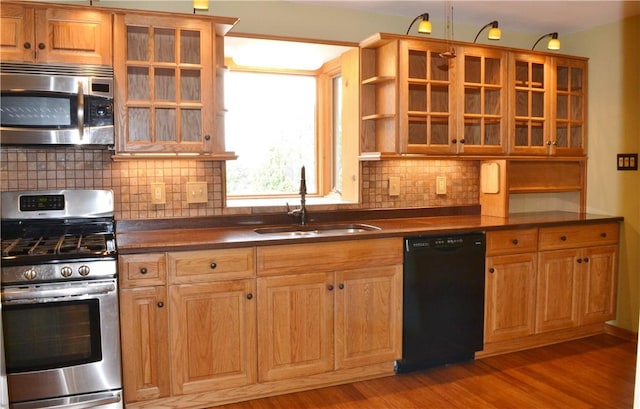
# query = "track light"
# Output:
<box><xmin>406</xmin><ymin>13</ymin><xmax>432</xmax><ymax>35</ymax></box>
<box><xmin>531</xmin><ymin>32</ymin><xmax>561</xmax><ymax>50</ymax></box>
<box><xmin>473</xmin><ymin>21</ymin><xmax>501</xmax><ymax>43</ymax></box>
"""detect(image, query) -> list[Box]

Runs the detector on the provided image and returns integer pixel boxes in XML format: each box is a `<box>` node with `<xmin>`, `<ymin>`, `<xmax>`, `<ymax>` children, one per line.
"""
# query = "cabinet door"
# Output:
<box><xmin>536</xmin><ymin>249</ymin><xmax>580</xmax><ymax>333</ymax></box>
<box><xmin>485</xmin><ymin>253</ymin><xmax>537</xmax><ymax>343</ymax></box>
<box><xmin>257</xmin><ymin>272</ymin><xmax>334</xmax><ymax>382</ymax></box>
<box><xmin>456</xmin><ymin>46</ymin><xmax>508</xmax><ymax>155</ymax></box>
<box><xmin>37</xmin><ymin>7</ymin><xmax>112</xmax><ymax>65</ymax></box>
<box><xmin>170</xmin><ymin>279</ymin><xmax>256</xmax><ymax>395</ymax></box>
<box><xmin>120</xmin><ymin>286</ymin><xmax>170</xmax><ymax>403</ymax></box>
<box><xmin>114</xmin><ymin>13</ymin><xmax>215</xmax><ymax>154</ymax></box>
<box><xmin>552</xmin><ymin>57</ymin><xmax>587</xmax><ymax>156</ymax></box>
<box><xmin>581</xmin><ymin>246</ymin><xmax>618</xmax><ymax>324</ymax></box>
<box><xmin>0</xmin><ymin>3</ymin><xmax>34</xmax><ymax>62</ymax></box>
<box><xmin>509</xmin><ymin>53</ymin><xmax>551</xmax><ymax>155</ymax></box>
<box><xmin>335</xmin><ymin>265</ymin><xmax>402</xmax><ymax>370</ymax></box>
<box><xmin>398</xmin><ymin>39</ymin><xmax>456</xmax><ymax>154</ymax></box>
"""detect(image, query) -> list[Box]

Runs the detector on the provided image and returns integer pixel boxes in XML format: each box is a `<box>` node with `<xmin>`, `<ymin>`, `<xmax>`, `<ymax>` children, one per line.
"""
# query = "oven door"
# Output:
<box><xmin>1</xmin><ymin>279</ymin><xmax>122</xmax><ymax>407</ymax></box>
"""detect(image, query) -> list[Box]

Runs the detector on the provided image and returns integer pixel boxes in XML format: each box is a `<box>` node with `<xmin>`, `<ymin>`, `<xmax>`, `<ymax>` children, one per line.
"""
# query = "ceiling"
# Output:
<box><xmin>292</xmin><ymin>1</ymin><xmax>640</xmax><ymax>35</ymax></box>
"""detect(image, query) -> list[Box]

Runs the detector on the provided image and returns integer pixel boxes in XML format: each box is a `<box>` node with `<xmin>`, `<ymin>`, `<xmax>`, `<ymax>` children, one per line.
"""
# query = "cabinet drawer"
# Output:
<box><xmin>167</xmin><ymin>247</ymin><xmax>255</xmax><ymax>284</ymax></box>
<box><xmin>538</xmin><ymin>223</ymin><xmax>619</xmax><ymax>251</ymax></box>
<box><xmin>257</xmin><ymin>237</ymin><xmax>403</xmax><ymax>276</ymax></box>
<box><xmin>486</xmin><ymin>228</ymin><xmax>538</xmax><ymax>256</ymax></box>
<box><xmin>119</xmin><ymin>253</ymin><xmax>167</xmax><ymax>288</ymax></box>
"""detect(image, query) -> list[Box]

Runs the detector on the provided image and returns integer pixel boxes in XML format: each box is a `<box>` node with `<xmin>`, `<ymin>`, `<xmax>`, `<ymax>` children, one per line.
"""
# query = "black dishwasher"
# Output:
<box><xmin>395</xmin><ymin>232</ymin><xmax>486</xmax><ymax>373</ymax></box>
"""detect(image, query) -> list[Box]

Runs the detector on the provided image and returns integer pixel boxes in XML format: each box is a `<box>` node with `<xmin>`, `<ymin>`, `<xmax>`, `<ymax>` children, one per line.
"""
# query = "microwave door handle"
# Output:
<box><xmin>77</xmin><ymin>81</ymin><xmax>85</xmax><ymax>140</ymax></box>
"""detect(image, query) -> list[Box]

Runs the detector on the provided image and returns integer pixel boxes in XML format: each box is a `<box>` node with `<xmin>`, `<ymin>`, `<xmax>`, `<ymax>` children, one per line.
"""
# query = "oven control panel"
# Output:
<box><xmin>19</xmin><ymin>194</ymin><xmax>65</xmax><ymax>211</ymax></box>
<box><xmin>0</xmin><ymin>259</ymin><xmax>116</xmax><ymax>285</ymax></box>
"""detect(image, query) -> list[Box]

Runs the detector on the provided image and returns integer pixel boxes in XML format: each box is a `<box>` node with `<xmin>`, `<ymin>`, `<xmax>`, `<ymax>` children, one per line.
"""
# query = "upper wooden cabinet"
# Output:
<box><xmin>0</xmin><ymin>2</ymin><xmax>112</xmax><ymax>65</ymax></box>
<box><xmin>359</xmin><ymin>33</ymin><xmax>587</xmax><ymax>159</ymax></box>
<box><xmin>113</xmin><ymin>12</ymin><xmax>237</xmax><ymax>158</ymax></box>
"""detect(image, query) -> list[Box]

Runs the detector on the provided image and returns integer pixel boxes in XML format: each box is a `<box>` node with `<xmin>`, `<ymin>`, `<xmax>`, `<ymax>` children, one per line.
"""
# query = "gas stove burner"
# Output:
<box><xmin>2</xmin><ymin>233</ymin><xmax>114</xmax><ymax>259</ymax></box>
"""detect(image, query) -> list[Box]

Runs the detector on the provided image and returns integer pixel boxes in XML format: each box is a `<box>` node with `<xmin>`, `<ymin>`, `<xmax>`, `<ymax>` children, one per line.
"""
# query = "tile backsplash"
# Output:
<box><xmin>0</xmin><ymin>147</ymin><xmax>479</xmax><ymax>220</ymax></box>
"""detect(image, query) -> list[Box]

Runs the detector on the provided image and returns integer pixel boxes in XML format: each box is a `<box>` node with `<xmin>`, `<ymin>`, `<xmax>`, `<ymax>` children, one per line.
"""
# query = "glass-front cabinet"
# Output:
<box><xmin>456</xmin><ymin>46</ymin><xmax>508</xmax><ymax>154</ymax></box>
<box><xmin>552</xmin><ymin>57</ymin><xmax>587</xmax><ymax>156</ymax></box>
<box><xmin>114</xmin><ymin>13</ymin><xmax>235</xmax><ymax>157</ymax></box>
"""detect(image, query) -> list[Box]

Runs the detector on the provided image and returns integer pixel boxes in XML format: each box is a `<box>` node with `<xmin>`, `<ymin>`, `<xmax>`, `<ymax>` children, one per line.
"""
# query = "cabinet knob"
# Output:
<box><xmin>560</xmin><ymin>235</ymin><xmax>567</xmax><ymax>241</ymax></box>
<box><xmin>38</xmin><ymin>42</ymin><xmax>45</xmax><ymax>50</ymax></box>
<box><xmin>577</xmin><ymin>258</ymin><xmax>583</xmax><ymax>264</ymax></box>
<box><xmin>600</xmin><ymin>232</ymin><xmax>607</xmax><ymax>238</ymax></box>
<box><xmin>327</xmin><ymin>284</ymin><xmax>334</xmax><ymax>291</ymax></box>
<box><xmin>246</xmin><ymin>293</ymin><xmax>253</xmax><ymax>300</ymax></box>
<box><xmin>204</xmin><ymin>134</ymin><xmax>211</xmax><ymax>141</ymax></box>
<box><xmin>23</xmin><ymin>42</ymin><xmax>31</xmax><ymax>50</ymax></box>
<box><xmin>452</xmin><ymin>139</ymin><xmax>457</xmax><ymax>144</ymax></box>
<box><xmin>552</xmin><ymin>141</ymin><xmax>558</xmax><ymax>146</ymax></box>
<box><xmin>546</xmin><ymin>140</ymin><xmax>552</xmax><ymax>146</ymax></box>
<box><xmin>583</xmin><ymin>257</ymin><xmax>590</xmax><ymax>263</ymax></box>
<box><xmin>512</xmin><ymin>239</ymin><xmax>519</xmax><ymax>245</ymax></box>
<box><xmin>210</xmin><ymin>262</ymin><xmax>217</xmax><ymax>269</ymax></box>
<box><xmin>459</xmin><ymin>139</ymin><xmax>465</xmax><ymax>144</ymax></box>
<box><xmin>338</xmin><ymin>283</ymin><xmax>344</xmax><ymax>290</ymax></box>
<box><xmin>489</xmin><ymin>268</ymin><xmax>495</xmax><ymax>273</ymax></box>
<box><xmin>157</xmin><ymin>301</ymin><xmax>164</xmax><ymax>308</ymax></box>
<box><xmin>140</xmin><ymin>267</ymin><xmax>148</xmax><ymax>274</ymax></box>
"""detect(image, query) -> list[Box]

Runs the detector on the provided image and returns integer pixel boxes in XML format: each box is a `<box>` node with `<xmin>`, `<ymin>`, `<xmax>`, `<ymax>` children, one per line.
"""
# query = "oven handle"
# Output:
<box><xmin>77</xmin><ymin>80</ymin><xmax>85</xmax><ymax>140</ymax></box>
<box><xmin>2</xmin><ymin>282</ymin><xmax>116</xmax><ymax>303</ymax></box>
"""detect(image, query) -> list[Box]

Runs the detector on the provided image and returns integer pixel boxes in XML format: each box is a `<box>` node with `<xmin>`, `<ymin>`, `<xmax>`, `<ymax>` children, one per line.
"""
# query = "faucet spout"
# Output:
<box><xmin>287</xmin><ymin>165</ymin><xmax>308</xmax><ymax>225</ymax></box>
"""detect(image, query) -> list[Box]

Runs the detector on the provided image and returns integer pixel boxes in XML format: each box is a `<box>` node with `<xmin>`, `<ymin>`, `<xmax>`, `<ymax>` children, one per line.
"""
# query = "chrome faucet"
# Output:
<box><xmin>287</xmin><ymin>165</ymin><xmax>308</xmax><ymax>225</ymax></box>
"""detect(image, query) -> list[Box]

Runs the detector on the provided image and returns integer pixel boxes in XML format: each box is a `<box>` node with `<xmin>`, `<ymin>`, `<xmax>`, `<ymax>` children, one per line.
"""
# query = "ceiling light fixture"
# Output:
<box><xmin>473</xmin><ymin>21</ymin><xmax>501</xmax><ymax>43</ymax></box>
<box><xmin>531</xmin><ymin>32</ymin><xmax>561</xmax><ymax>50</ymax></box>
<box><xmin>406</xmin><ymin>13</ymin><xmax>432</xmax><ymax>35</ymax></box>
<box><xmin>193</xmin><ymin>0</ymin><xmax>209</xmax><ymax>13</ymax></box>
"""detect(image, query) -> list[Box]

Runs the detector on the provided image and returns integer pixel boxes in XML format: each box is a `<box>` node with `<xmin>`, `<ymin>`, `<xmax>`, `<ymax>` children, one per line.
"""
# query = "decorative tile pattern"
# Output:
<box><xmin>0</xmin><ymin>147</ymin><xmax>479</xmax><ymax>220</ymax></box>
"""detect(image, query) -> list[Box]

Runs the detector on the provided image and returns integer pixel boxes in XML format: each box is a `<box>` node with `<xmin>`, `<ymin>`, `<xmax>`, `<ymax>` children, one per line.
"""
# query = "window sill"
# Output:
<box><xmin>226</xmin><ymin>194</ymin><xmax>354</xmax><ymax>208</ymax></box>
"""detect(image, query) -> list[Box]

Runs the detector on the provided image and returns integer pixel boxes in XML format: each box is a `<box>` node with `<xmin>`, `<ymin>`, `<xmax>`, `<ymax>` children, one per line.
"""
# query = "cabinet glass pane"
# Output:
<box><xmin>431</xmin><ymin>118</ymin><xmax>449</xmax><ymax>145</ymax></box>
<box><xmin>154</xmin><ymin>28</ymin><xmax>176</xmax><ymax>63</ymax></box>
<box><xmin>515</xmin><ymin>122</ymin><xmax>529</xmax><ymax>146</ymax></box>
<box><xmin>465</xmin><ymin>56</ymin><xmax>481</xmax><ymax>83</ymax></box>
<box><xmin>531</xmin><ymin>91</ymin><xmax>544</xmax><ymax>117</ymax></box>
<box><xmin>128</xmin><ymin>108</ymin><xmax>150</xmax><ymax>142</ymax></box>
<box><xmin>485</xmin><ymin>58</ymin><xmax>500</xmax><ymax>85</ymax></box>
<box><xmin>127</xmin><ymin>26</ymin><xmax>149</xmax><ymax>61</ymax></box>
<box><xmin>556</xmin><ymin>125</ymin><xmax>568</xmax><ymax>147</ymax></box>
<box><xmin>531</xmin><ymin>63</ymin><xmax>544</xmax><ymax>89</ymax></box>
<box><xmin>570</xmin><ymin>125</ymin><xmax>583</xmax><ymax>148</ymax></box>
<box><xmin>485</xmin><ymin>121</ymin><xmax>501</xmax><ymax>145</ymax></box>
<box><xmin>464</xmin><ymin>119</ymin><xmax>481</xmax><ymax>145</ymax></box>
<box><xmin>408</xmin><ymin>50</ymin><xmax>426</xmax><ymax>79</ymax></box>
<box><xmin>485</xmin><ymin>89</ymin><xmax>501</xmax><ymax>115</ymax></box>
<box><xmin>431</xmin><ymin>85</ymin><xmax>448</xmax><ymax>112</ymax></box>
<box><xmin>531</xmin><ymin>121</ymin><xmax>544</xmax><ymax>146</ymax></box>
<box><xmin>556</xmin><ymin>94</ymin><xmax>568</xmax><ymax>119</ymax></box>
<box><xmin>571</xmin><ymin>95</ymin><xmax>582</xmax><ymax>120</ymax></box>
<box><xmin>515</xmin><ymin>90</ymin><xmax>528</xmax><ymax>116</ymax></box>
<box><xmin>557</xmin><ymin>66</ymin><xmax>569</xmax><ymax>91</ymax></box>
<box><xmin>408</xmin><ymin>118</ymin><xmax>427</xmax><ymax>144</ymax></box>
<box><xmin>155</xmin><ymin>68</ymin><xmax>176</xmax><ymax>101</ymax></box>
<box><xmin>127</xmin><ymin>67</ymin><xmax>150</xmax><ymax>100</ymax></box>
<box><xmin>430</xmin><ymin>54</ymin><xmax>449</xmax><ymax>81</ymax></box>
<box><xmin>571</xmin><ymin>67</ymin><xmax>583</xmax><ymax>90</ymax></box>
<box><xmin>408</xmin><ymin>84</ymin><xmax>426</xmax><ymax>111</ymax></box>
<box><xmin>464</xmin><ymin>87</ymin><xmax>481</xmax><ymax>114</ymax></box>
<box><xmin>181</xmin><ymin>70</ymin><xmax>201</xmax><ymax>101</ymax></box>
<box><xmin>155</xmin><ymin>108</ymin><xmax>176</xmax><ymax>142</ymax></box>
<box><xmin>180</xmin><ymin>30</ymin><xmax>201</xmax><ymax>64</ymax></box>
<box><xmin>181</xmin><ymin>109</ymin><xmax>202</xmax><ymax>142</ymax></box>
<box><xmin>515</xmin><ymin>61</ymin><xmax>528</xmax><ymax>86</ymax></box>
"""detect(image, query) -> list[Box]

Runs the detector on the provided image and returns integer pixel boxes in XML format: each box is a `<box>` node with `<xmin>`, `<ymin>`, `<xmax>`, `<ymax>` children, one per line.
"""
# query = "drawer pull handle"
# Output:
<box><xmin>327</xmin><ymin>284</ymin><xmax>334</xmax><ymax>291</ymax></box>
<box><xmin>338</xmin><ymin>283</ymin><xmax>345</xmax><ymax>290</ymax></box>
<box><xmin>140</xmin><ymin>267</ymin><xmax>148</xmax><ymax>275</ymax></box>
<box><xmin>489</xmin><ymin>268</ymin><xmax>495</xmax><ymax>273</ymax></box>
<box><xmin>583</xmin><ymin>257</ymin><xmax>590</xmax><ymax>263</ymax></box>
<box><xmin>512</xmin><ymin>239</ymin><xmax>519</xmax><ymax>245</ymax></box>
<box><xmin>560</xmin><ymin>235</ymin><xmax>567</xmax><ymax>241</ymax></box>
<box><xmin>210</xmin><ymin>262</ymin><xmax>217</xmax><ymax>269</ymax></box>
<box><xmin>157</xmin><ymin>301</ymin><xmax>164</xmax><ymax>308</ymax></box>
<box><xmin>246</xmin><ymin>293</ymin><xmax>253</xmax><ymax>300</ymax></box>
<box><xmin>601</xmin><ymin>232</ymin><xmax>607</xmax><ymax>238</ymax></box>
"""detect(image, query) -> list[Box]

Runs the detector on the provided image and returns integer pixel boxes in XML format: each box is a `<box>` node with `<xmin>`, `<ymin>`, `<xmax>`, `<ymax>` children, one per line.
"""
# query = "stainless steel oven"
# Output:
<box><xmin>1</xmin><ymin>190</ymin><xmax>122</xmax><ymax>409</ymax></box>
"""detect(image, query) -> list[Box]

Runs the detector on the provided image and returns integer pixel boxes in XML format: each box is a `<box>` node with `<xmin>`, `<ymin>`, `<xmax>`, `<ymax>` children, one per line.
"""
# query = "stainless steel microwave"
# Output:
<box><xmin>0</xmin><ymin>62</ymin><xmax>114</xmax><ymax>148</ymax></box>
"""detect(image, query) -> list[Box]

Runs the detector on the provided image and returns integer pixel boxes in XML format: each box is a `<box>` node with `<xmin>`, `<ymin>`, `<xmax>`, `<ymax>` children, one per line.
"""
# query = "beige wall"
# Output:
<box><xmin>5</xmin><ymin>1</ymin><xmax>639</xmax><ymax>332</ymax></box>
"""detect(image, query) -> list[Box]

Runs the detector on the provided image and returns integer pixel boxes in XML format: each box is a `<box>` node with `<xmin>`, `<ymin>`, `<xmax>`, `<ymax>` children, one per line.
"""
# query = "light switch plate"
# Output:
<box><xmin>389</xmin><ymin>176</ymin><xmax>400</xmax><ymax>196</ymax></box>
<box><xmin>151</xmin><ymin>182</ymin><xmax>166</xmax><ymax>205</ymax></box>
<box><xmin>186</xmin><ymin>181</ymin><xmax>208</xmax><ymax>204</ymax></box>
<box><xmin>436</xmin><ymin>176</ymin><xmax>447</xmax><ymax>195</ymax></box>
<box><xmin>617</xmin><ymin>153</ymin><xmax>638</xmax><ymax>171</ymax></box>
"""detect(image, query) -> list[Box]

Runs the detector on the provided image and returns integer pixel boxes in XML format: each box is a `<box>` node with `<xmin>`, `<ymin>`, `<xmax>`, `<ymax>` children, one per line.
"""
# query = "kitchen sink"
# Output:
<box><xmin>254</xmin><ymin>223</ymin><xmax>381</xmax><ymax>236</ymax></box>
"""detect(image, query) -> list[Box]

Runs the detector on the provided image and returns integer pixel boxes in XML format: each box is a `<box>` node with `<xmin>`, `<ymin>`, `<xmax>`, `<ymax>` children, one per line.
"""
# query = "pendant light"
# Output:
<box><xmin>406</xmin><ymin>13</ymin><xmax>432</xmax><ymax>35</ymax></box>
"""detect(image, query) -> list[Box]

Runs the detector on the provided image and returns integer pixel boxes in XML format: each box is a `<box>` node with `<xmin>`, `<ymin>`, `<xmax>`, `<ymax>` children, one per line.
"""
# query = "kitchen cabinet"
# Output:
<box><xmin>256</xmin><ymin>238</ymin><xmax>402</xmax><ymax>382</ymax></box>
<box><xmin>119</xmin><ymin>253</ymin><xmax>170</xmax><ymax>403</ymax></box>
<box><xmin>551</xmin><ymin>57</ymin><xmax>587</xmax><ymax>156</ymax></box>
<box><xmin>537</xmin><ymin>223</ymin><xmax>618</xmax><ymax>332</ymax></box>
<box><xmin>113</xmin><ymin>12</ymin><xmax>236</xmax><ymax>158</ymax></box>
<box><xmin>0</xmin><ymin>2</ymin><xmax>112</xmax><ymax>65</ymax></box>
<box><xmin>166</xmin><ymin>247</ymin><xmax>256</xmax><ymax>395</ymax></box>
<box><xmin>484</xmin><ymin>228</ymin><xmax>538</xmax><ymax>343</ymax></box>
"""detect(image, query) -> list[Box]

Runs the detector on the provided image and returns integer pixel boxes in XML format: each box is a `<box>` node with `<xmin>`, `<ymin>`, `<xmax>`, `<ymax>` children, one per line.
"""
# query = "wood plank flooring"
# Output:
<box><xmin>216</xmin><ymin>335</ymin><xmax>636</xmax><ymax>409</ymax></box>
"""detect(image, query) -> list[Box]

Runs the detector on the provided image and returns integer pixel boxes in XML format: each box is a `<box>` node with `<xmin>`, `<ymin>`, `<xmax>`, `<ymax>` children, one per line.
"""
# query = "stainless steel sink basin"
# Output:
<box><xmin>254</xmin><ymin>223</ymin><xmax>381</xmax><ymax>236</ymax></box>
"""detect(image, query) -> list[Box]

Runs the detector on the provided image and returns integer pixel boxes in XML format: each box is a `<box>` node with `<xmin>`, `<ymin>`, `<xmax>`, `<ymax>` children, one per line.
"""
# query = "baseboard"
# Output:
<box><xmin>605</xmin><ymin>323</ymin><xmax>638</xmax><ymax>342</ymax></box>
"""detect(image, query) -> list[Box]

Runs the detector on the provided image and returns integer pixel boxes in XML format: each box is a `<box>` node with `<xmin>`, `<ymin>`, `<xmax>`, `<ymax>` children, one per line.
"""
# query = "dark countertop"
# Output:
<box><xmin>115</xmin><ymin>209</ymin><xmax>623</xmax><ymax>254</ymax></box>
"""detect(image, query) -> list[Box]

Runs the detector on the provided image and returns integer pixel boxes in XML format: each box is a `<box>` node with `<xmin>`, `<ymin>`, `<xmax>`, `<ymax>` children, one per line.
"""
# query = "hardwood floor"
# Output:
<box><xmin>217</xmin><ymin>335</ymin><xmax>636</xmax><ymax>409</ymax></box>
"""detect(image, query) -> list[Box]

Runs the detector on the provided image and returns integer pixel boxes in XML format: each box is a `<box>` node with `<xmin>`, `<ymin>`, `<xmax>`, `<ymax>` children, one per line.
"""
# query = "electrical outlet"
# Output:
<box><xmin>151</xmin><ymin>182</ymin><xmax>166</xmax><ymax>205</ymax></box>
<box><xmin>186</xmin><ymin>181</ymin><xmax>208</xmax><ymax>204</ymax></box>
<box><xmin>436</xmin><ymin>176</ymin><xmax>447</xmax><ymax>195</ymax></box>
<box><xmin>389</xmin><ymin>176</ymin><xmax>400</xmax><ymax>196</ymax></box>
